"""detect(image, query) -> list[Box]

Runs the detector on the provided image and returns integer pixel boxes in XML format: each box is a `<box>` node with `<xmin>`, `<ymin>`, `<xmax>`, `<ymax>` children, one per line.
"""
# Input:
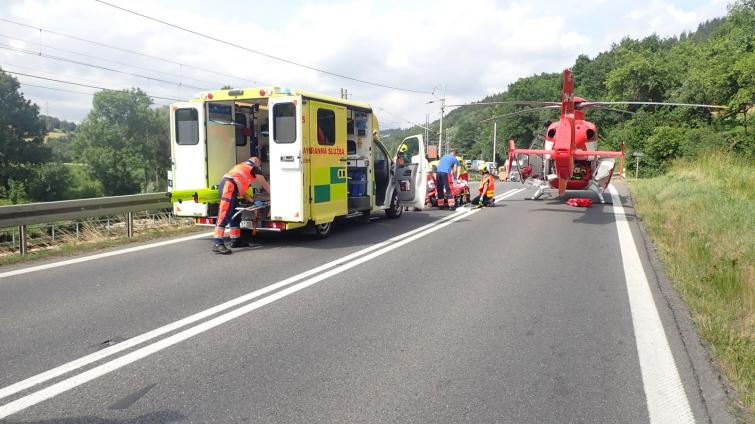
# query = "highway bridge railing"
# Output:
<box><xmin>0</xmin><ymin>193</ymin><xmax>174</xmax><ymax>255</ymax></box>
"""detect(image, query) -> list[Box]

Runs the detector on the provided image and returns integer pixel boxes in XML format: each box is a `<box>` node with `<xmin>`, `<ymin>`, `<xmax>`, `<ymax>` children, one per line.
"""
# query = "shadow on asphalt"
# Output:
<box><xmin>5</xmin><ymin>410</ymin><xmax>186</xmax><ymax>424</ymax></box>
<box><xmin>202</xmin><ymin>209</ymin><xmax>453</xmax><ymax>254</ymax></box>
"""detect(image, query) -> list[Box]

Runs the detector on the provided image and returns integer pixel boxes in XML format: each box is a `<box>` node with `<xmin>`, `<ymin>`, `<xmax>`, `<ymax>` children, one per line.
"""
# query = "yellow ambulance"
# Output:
<box><xmin>168</xmin><ymin>87</ymin><xmax>428</xmax><ymax>237</ymax></box>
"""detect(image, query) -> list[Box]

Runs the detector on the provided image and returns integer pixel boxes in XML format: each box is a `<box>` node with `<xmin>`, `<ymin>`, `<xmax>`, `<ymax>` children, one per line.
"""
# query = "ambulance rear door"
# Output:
<box><xmin>395</xmin><ymin>134</ymin><xmax>427</xmax><ymax>210</ymax></box>
<box><xmin>268</xmin><ymin>96</ymin><xmax>304</xmax><ymax>222</ymax></box>
<box><xmin>170</xmin><ymin>102</ymin><xmax>207</xmax><ymax>217</ymax></box>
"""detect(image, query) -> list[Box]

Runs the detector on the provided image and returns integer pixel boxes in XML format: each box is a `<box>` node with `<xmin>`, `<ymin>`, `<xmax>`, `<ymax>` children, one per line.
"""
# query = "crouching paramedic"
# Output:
<box><xmin>472</xmin><ymin>164</ymin><xmax>495</xmax><ymax>208</ymax></box>
<box><xmin>213</xmin><ymin>157</ymin><xmax>270</xmax><ymax>254</ymax></box>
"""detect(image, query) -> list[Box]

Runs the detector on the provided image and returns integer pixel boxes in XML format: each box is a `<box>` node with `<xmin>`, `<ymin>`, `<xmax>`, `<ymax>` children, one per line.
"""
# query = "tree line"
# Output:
<box><xmin>384</xmin><ymin>0</ymin><xmax>753</xmax><ymax>176</ymax></box>
<box><xmin>0</xmin><ymin>74</ymin><xmax>170</xmax><ymax>204</ymax></box>
<box><xmin>1</xmin><ymin>1</ymin><xmax>752</xmax><ymax>205</ymax></box>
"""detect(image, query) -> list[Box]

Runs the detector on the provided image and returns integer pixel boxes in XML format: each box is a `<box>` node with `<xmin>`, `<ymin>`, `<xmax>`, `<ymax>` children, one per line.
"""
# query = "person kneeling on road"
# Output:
<box><xmin>472</xmin><ymin>164</ymin><xmax>495</xmax><ymax>209</ymax></box>
<box><xmin>213</xmin><ymin>157</ymin><xmax>270</xmax><ymax>254</ymax></box>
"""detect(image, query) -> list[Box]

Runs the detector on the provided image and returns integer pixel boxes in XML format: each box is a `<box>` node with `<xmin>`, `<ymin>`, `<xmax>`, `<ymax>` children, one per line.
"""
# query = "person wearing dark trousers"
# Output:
<box><xmin>435</xmin><ymin>149</ymin><xmax>459</xmax><ymax>211</ymax></box>
<box><xmin>213</xmin><ymin>157</ymin><xmax>270</xmax><ymax>254</ymax></box>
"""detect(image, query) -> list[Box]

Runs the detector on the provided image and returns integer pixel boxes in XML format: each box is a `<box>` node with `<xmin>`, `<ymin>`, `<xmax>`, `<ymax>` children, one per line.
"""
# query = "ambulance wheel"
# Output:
<box><xmin>313</xmin><ymin>222</ymin><xmax>332</xmax><ymax>238</ymax></box>
<box><xmin>385</xmin><ymin>193</ymin><xmax>403</xmax><ymax>219</ymax></box>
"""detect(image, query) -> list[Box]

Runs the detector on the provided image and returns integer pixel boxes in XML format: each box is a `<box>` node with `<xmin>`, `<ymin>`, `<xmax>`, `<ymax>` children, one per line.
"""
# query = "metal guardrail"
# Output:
<box><xmin>0</xmin><ymin>192</ymin><xmax>173</xmax><ymax>255</ymax></box>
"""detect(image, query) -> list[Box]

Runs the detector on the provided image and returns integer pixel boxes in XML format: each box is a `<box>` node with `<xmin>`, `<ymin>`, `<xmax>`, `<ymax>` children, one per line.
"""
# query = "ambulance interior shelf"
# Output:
<box><xmin>345</xmin><ymin>111</ymin><xmax>372</xmax><ymax>212</ymax></box>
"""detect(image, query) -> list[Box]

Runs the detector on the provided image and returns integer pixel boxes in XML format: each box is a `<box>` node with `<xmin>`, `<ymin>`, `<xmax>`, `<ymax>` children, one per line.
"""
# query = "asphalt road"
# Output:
<box><xmin>0</xmin><ymin>182</ymin><xmax>735</xmax><ymax>423</ymax></box>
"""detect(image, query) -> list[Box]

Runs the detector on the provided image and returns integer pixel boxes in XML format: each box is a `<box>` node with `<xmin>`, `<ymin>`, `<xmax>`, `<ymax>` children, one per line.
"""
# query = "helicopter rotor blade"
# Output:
<box><xmin>480</xmin><ymin>105</ymin><xmax>560</xmax><ymax>123</ymax></box>
<box><xmin>579</xmin><ymin>101</ymin><xmax>728</xmax><ymax>109</ymax></box>
<box><xmin>580</xmin><ymin>105</ymin><xmax>635</xmax><ymax>115</ymax></box>
<box><xmin>446</xmin><ymin>100</ymin><xmax>560</xmax><ymax>108</ymax></box>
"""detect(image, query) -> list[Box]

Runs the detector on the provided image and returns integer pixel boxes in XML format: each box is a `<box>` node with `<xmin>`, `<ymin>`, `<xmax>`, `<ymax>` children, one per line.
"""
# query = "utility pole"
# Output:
<box><xmin>340</xmin><ymin>88</ymin><xmax>349</xmax><ymax>99</ymax></box>
<box><xmin>438</xmin><ymin>97</ymin><xmax>445</xmax><ymax>157</ymax></box>
<box><xmin>425</xmin><ymin>113</ymin><xmax>429</xmax><ymax>152</ymax></box>
<box><xmin>493</xmin><ymin>121</ymin><xmax>497</xmax><ymax>164</ymax></box>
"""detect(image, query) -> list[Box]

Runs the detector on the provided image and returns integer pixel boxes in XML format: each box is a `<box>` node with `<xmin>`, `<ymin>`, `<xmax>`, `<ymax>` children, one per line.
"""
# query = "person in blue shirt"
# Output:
<box><xmin>435</xmin><ymin>149</ymin><xmax>460</xmax><ymax>211</ymax></box>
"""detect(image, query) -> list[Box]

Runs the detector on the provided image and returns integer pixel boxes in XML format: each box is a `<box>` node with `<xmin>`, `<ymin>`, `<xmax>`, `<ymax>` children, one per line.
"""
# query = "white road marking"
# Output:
<box><xmin>0</xmin><ymin>188</ymin><xmax>526</xmax><ymax>418</ymax></box>
<box><xmin>608</xmin><ymin>185</ymin><xmax>694</xmax><ymax>423</ymax></box>
<box><xmin>0</xmin><ymin>188</ymin><xmax>523</xmax><ymax>411</ymax></box>
<box><xmin>0</xmin><ymin>232</ymin><xmax>214</xmax><ymax>279</ymax></box>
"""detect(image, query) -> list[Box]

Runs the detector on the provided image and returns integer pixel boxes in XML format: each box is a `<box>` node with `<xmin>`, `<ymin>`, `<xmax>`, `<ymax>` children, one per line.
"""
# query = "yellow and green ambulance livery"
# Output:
<box><xmin>168</xmin><ymin>87</ymin><xmax>428</xmax><ymax>237</ymax></box>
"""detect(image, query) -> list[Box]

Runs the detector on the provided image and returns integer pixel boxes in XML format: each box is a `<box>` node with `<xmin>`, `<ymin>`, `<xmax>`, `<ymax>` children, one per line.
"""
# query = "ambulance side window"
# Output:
<box><xmin>175</xmin><ymin>108</ymin><xmax>199</xmax><ymax>145</ymax></box>
<box><xmin>272</xmin><ymin>103</ymin><xmax>296</xmax><ymax>143</ymax></box>
<box><xmin>317</xmin><ymin>109</ymin><xmax>335</xmax><ymax>146</ymax></box>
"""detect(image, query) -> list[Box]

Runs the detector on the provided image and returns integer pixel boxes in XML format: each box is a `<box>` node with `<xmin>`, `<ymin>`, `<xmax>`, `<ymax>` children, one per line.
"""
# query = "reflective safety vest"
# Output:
<box><xmin>479</xmin><ymin>174</ymin><xmax>495</xmax><ymax>197</ymax></box>
<box><xmin>224</xmin><ymin>160</ymin><xmax>258</xmax><ymax>194</ymax></box>
<box><xmin>456</xmin><ymin>156</ymin><xmax>468</xmax><ymax>175</ymax></box>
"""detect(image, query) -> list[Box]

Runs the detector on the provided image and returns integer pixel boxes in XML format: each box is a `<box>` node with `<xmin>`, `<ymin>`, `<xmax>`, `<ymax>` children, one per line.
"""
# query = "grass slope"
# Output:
<box><xmin>630</xmin><ymin>151</ymin><xmax>754</xmax><ymax>415</ymax></box>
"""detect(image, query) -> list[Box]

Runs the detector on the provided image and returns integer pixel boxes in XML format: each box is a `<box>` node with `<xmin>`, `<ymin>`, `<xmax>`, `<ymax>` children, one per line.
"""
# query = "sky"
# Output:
<box><xmin>0</xmin><ymin>0</ymin><xmax>731</xmax><ymax>129</ymax></box>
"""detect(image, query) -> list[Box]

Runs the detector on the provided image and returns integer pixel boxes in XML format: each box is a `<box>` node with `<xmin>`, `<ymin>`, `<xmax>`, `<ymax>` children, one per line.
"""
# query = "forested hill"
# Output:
<box><xmin>382</xmin><ymin>0</ymin><xmax>753</xmax><ymax>176</ymax></box>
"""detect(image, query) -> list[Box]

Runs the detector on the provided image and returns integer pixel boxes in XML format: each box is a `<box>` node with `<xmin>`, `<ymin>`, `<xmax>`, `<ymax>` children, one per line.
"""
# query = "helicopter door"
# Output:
<box><xmin>395</xmin><ymin>134</ymin><xmax>427</xmax><ymax>210</ymax></box>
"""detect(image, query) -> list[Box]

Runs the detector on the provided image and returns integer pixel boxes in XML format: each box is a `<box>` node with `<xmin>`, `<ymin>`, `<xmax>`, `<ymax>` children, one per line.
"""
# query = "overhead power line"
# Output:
<box><xmin>17</xmin><ymin>82</ymin><xmax>172</xmax><ymax>106</ymax></box>
<box><xmin>0</xmin><ymin>17</ymin><xmax>271</xmax><ymax>86</ymax></box>
<box><xmin>0</xmin><ymin>32</ymin><xmax>226</xmax><ymax>88</ymax></box>
<box><xmin>0</xmin><ymin>43</ymin><xmax>210</xmax><ymax>91</ymax></box>
<box><xmin>4</xmin><ymin>69</ymin><xmax>183</xmax><ymax>102</ymax></box>
<box><xmin>94</xmin><ymin>0</ymin><xmax>432</xmax><ymax>95</ymax></box>
<box><xmin>375</xmin><ymin>107</ymin><xmax>437</xmax><ymax>134</ymax></box>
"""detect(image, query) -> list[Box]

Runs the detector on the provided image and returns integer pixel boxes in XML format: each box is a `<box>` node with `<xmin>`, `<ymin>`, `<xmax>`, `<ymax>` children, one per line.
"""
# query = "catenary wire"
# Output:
<box><xmin>4</xmin><ymin>69</ymin><xmax>183</xmax><ymax>101</ymax></box>
<box><xmin>93</xmin><ymin>0</ymin><xmax>431</xmax><ymax>94</ymax></box>
<box><xmin>0</xmin><ymin>17</ymin><xmax>271</xmax><ymax>86</ymax></box>
<box><xmin>0</xmin><ymin>32</ymin><xmax>226</xmax><ymax>88</ymax></box>
<box><xmin>0</xmin><ymin>43</ymin><xmax>210</xmax><ymax>91</ymax></box>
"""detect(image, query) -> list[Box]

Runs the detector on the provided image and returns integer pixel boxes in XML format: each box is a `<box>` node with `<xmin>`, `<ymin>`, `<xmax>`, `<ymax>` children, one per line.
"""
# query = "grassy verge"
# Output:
<box><xmin>0</xmin><ymin>224</ymin><xmax>208</xmax><ymax>268</ymax></box>
<box><xmin>629</xmin><ymin>151</ymin><xmax>754</xmax><ymax>415</ymax></box>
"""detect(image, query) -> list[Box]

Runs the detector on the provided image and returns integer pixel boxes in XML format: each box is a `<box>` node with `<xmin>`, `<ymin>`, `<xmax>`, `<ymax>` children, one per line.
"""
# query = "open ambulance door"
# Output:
<box><xmin>268</xmin><ymin>97</ymin><xmax>304</xmax><ymax>222</ymax></box>
<box><xmin>170</xmin><ymin>102</ymin><xmax>207</xmax><ymax>217</ymax></box>
<box><xmin>395</xmin><ymin>134</ymin><xmax>427</xmax><ymax>210</ymax></box>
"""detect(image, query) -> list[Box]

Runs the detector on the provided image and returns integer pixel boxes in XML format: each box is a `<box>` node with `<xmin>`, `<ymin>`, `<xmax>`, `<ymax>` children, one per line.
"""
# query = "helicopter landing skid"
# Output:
<box><xmin>587</xmin><ymin>180</ymin><xmax>607</xmax><ymax>203</ymax></box>
<box><xmin>527</xmin><ymin>180</ymin><xmax>549</xmax><ymax>200</ymax></box>
<box><xmin>529</xmin><ymin>186</ymin><xmax>546</xmax><ymax>200</ymax></box>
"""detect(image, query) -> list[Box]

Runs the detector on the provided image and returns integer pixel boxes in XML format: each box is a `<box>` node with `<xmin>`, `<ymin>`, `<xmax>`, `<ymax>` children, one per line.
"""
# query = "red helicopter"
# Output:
<box><xmin>494</xmin><ymin>68</ymin><xmax>726</xmax><ymax>202</ymax></box>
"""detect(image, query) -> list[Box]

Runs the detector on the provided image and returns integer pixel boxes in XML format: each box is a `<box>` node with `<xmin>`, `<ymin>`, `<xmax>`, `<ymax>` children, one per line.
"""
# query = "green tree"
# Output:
<box><xmin>0</xmin><ymin>67</ymin><xmax>50</xmax><ymax>203</ymax></box>
<box><xmin>73</xmin><ymin>89</ymin><xmax>170</xmax><ymax>195</ymax></box>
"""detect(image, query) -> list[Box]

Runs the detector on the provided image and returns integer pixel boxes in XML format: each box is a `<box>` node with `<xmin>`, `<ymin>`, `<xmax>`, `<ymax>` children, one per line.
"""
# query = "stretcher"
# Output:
<box><xmin>233</xmin><ymin>200</ymin><xmax>270</xmax><ymax>236</ymax></box>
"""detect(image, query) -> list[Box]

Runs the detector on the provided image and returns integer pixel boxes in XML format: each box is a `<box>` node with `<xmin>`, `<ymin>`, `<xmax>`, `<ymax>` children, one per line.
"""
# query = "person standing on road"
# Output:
<box><xmin>472</xmin><ymin>163</ymin><xmax>496</xmax><ymax>208</ymax></box>
<box><xmin>435</xmin><ymin>149</ymin><xmax>459</xmax><ymax>211</ymax></box>
<box><xmin>213</xmin><ymin>157</ymin><xmax>270</xmax><ymax>254</ymax></box>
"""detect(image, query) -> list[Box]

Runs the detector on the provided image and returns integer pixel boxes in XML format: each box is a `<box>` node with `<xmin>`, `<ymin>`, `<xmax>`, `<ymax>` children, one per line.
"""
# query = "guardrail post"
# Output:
<box><xmin>127</xmin><ymin>212</ymin><xmax>133</xmax><ymax>238</ymax></box>
<box><xmin>75</xmin><ymin>222</ymin><xmax>80</xmax><ymax>239</ymax></box>
<box><xmin>51</xmin><ymin>225</ymin><xmax>56</xmax><ymax>242</ymax></box>
<box><xmin>19</xmin><ymin>225</ymin><xmax>27</xmax><ymax>256</ymax></box>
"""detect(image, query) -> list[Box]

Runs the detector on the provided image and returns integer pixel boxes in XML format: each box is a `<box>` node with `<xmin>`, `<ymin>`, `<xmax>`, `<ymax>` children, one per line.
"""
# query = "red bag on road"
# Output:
<box><xmin>566</xmin><ymin>198</ymin><xmax>593</xmax><ymax>207</ymax></box>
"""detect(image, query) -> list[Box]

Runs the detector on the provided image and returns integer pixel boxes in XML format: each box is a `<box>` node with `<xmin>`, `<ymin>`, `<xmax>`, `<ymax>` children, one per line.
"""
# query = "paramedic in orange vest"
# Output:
<box><xmin>213</xmin><ymin>157</ymin><xmax>270</xmax><ymax>254</ymax></box>
<box><xmin>472</xmin><ymin>164</ymin><xmax>495</xmax><ymax>208</ymax></box>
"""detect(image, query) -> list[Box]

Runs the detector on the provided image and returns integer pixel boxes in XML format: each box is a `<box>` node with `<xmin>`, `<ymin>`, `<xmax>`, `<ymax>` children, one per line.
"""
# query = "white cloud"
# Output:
<box><xmin>0</xmin><ymin>0</ymin><xmax>730</xmax><ymax>128</ymax></box>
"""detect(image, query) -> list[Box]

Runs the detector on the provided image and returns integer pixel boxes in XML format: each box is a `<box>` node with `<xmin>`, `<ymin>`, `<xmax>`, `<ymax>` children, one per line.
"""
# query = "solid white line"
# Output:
<box><xmin>0</xmin><ymin>189</ymin><xmax>522</xmax><ymax>403</ymax></box>
<box><xmin>0</xmin><ymin>188</ymin><xmax>525</xmax><ymax>418</ymax></box>
<box><xmin>0</xmin><ymin>232</ymin><xmax>214</xmax><ymax>279</ymax></box>
<box><xmin>608</xmin><ymin>185</ymin><xmax>694</xmax><ymax>423</ymax></box>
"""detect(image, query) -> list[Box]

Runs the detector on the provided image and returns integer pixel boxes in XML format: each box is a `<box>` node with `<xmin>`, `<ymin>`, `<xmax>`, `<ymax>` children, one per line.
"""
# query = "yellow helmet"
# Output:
<box><xmin>478</xmin><ymin>163</ymin><xmax>488</xmax><ymax>173</ymax></box>
<box><xmin>399</xmin><ymin>144</ymin><xmax>408</xmax><ymax>153</ymax></box>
